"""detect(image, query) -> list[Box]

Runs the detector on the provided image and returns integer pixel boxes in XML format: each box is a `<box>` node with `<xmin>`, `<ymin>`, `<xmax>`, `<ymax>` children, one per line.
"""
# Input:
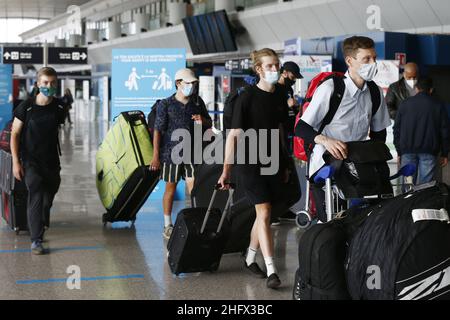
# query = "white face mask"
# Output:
<box><xmin>406</xmin><ymin>79</ymin><xmax>417</xmax><ymax>89</ymax></box>
<box><xmin>181</xmin><ymin>83</ymin><xmax>194</xmax><ymax>97</ymax></box>
<box><xmin>263</xmin><ymin>70</ymin><xmax>280</xmax><ymax>85</ymax></box>
<box><xmin>358</xmin><ymin>62</ymin><xmax>378</xmax><ymax>82</ymax></box>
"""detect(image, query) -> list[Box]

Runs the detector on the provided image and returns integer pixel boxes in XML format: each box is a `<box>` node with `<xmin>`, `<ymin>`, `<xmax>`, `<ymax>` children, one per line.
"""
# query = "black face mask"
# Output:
<box><xmin>284</xmin><ymin>77</ymin><xmax>296</xmax><ymax>87</ymax></box>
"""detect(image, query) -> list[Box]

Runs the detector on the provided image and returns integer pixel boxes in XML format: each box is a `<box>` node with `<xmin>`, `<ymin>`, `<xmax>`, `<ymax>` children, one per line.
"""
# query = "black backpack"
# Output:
<box><xmin>293</xmin><ymin>202</ymin><xmax>374</xmax><ymax>300</ymax></box>
<box><xmin>147</xmin><ymin>99</ymin><xmax>166</xmax><ymax>141</ymax></box>
<box><xmin>222</xmin><ymin>85</ymin><xmax>253</xmax><ymax>130</ymax></box>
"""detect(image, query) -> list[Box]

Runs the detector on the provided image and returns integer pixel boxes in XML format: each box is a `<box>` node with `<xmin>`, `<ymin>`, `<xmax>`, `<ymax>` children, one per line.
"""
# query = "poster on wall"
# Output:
<box><xmin>111</xmin><ymin>48</ymin><xmax>186</xmax><ymax>121</ymax></box>
<box><xmin>199</xmin><ymin>76</ymin><xmax>215</xmax><ymax>112</ymax></box>
<box><xmin>372</xmin><ymin>60</ymin><xmax>400</xmax><ymax>159</ymax></box>
<box><xmin>282</xmin><ymin>55</ymin><xmax>332</xmax><ymax>97</ymax></box>
<box><xmin>373</xmin><ymin>60</ymin><xmax>400</xmax><ymax>96</ymax></box>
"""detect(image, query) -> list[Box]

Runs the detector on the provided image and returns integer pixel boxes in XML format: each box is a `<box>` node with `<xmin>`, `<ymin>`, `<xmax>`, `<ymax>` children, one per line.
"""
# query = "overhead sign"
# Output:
<box><xmin>225</xmin><ymin>60</ymin><xmax>239</xmax><ymax>71</ymax></box>
<box><xmin>2</xmin><ymin>47</ymin><xmax>43</xmax><ymax>64</ymax></box>
<box><xmin>225</xmin><ymin>59</ymin><xmax>253</xmax><ymax>74</ymax></box>
<box><xmin>111</xmin><ymin>48</ymin><xmax>186</xmax><ymax>121</ymax></box>
<box><xmin>48</xmin><ymin>47</ymin><xmax>88</xmax><ymax>64</ymax></box>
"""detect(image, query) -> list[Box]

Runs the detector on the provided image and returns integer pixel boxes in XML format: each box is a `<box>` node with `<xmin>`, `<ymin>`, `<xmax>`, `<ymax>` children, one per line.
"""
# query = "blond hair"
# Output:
<box><xmin>250</xmin><ymin>48</ymin><xmax>279</xmax><ymax>72</ymax></box>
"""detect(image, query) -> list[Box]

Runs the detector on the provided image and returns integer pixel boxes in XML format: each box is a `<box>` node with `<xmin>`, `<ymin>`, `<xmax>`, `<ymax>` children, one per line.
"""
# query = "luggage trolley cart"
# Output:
<box><xmin>295</xmin><ymin>162</ymin><xmax>417</xmax><ymax>227</ymax></box>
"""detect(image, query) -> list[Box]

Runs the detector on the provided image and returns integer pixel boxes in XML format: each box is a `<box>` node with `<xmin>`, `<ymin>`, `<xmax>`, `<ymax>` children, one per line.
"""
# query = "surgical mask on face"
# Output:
<box><xmin>39</xmin><ymin>86</ymin><xmax>57</xmax><ymax>97</ymax></box>
<box><xmin>406</xmin><ymin>79</ymin><xmax>417</xmax><ymax>89</ymax></box>
<box><xmin>357</xmin><ymin>62</ymin><xmax>378</xmax><ymax>82</ymax></box>
<box><xmin>181</xmin><ymin>83</ymin><xmax>194</xmax><ymax>97</ymax></box>
<box><xmin>263</xmin><ymin>70</ymin><xmax>280</xmax><ymax>85</ymax></box>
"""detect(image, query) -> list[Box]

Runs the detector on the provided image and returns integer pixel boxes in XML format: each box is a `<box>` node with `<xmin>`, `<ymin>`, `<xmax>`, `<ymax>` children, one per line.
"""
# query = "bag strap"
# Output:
<box><xmin>305</xmin><ymin>75</ymin><xmax>345</xmax><ymax>162</ymax></box>
<box><xmin>318</xmin><ymin>75</ymin><xmax>346</xmax><ymax>134</ymax></box>
<box><xmin>367</xmin><ymin>80</ymin><xmax>381</xmax><ymax>117</ymax></box>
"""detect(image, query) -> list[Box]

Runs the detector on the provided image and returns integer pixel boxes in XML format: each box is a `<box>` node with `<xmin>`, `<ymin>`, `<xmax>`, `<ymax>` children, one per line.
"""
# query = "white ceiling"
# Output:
<box><xmin>0</xmin><ymin>0</ymin><xmax>91</xmax><ymax>19</ymax></box>
<box><xmin>86</xmin><ymin>0</ymin><xmax>450</xmax><ymax>65</ymax></box>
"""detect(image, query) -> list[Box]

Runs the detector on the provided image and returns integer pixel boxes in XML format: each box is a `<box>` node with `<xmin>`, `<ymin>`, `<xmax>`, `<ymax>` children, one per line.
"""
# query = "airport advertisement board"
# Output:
<box><xmin>0</xmin><ymin>47</ymin><xmax>13</xmax><ymax>131</ymax></box>
<box><xmin>111</xmin><ymin>48</ymin><xmax>186</xmax><ymax>121</ymax></box>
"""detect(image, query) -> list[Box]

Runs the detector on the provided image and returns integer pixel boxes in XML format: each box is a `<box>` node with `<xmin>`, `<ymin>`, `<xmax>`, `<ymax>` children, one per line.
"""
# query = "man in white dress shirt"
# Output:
<box><xmin>295</xmin><ymin>36</ymin><xmax>391</xmax><ymax>222</ymax></box>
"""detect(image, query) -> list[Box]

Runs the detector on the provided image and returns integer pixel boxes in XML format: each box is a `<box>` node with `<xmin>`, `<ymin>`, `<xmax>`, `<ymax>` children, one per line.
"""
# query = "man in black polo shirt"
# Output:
<box><xmin>10</xmin><ymin>67</ymin><xmax>65</xmax><ymax>255</ymax></box>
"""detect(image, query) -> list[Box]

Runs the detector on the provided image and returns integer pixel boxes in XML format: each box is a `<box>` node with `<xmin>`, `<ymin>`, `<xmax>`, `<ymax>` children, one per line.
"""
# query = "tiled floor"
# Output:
<box><xmin>0</xmin><ymin>118</ymin><xmax>304</xmax><ymax>300</ymax></box>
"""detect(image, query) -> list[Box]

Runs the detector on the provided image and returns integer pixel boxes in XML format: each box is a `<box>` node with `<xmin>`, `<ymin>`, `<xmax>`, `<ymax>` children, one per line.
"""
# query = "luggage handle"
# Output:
<box><xmin>200</xmin><ymin>183</ymin><xmax>235</xmax><ymax>235</ymax></box>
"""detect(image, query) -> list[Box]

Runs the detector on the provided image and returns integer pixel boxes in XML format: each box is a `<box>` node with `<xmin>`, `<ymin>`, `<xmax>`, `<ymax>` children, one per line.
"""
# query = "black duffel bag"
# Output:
<box><xmin>346</xmin><ymin>182</ymin><xmax>450</xmax><ymax>300</ymax></box>
<box><xmin>323</xmin><ymin>140</ymin><xmax>393</xmax><ymax>199</ymax></box>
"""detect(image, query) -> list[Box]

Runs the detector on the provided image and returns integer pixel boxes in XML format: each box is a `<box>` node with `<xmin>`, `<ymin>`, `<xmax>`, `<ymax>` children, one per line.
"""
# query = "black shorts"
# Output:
<box><xmin>161</xmin><ymin>163</ymin><xmax>195</xmax><ymax>183</ymax></box>
<box><xmin>237</xmin><ymin>165</ymin><xmax>284</xmax><ymax>206</ymax></box>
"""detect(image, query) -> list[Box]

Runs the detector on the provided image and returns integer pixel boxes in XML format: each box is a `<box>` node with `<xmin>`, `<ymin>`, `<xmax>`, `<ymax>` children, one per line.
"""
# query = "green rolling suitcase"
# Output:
<box><xmin>96</xmin><ymin>111</ymin><xmax>160</xmax><ymax>225</ymax></box>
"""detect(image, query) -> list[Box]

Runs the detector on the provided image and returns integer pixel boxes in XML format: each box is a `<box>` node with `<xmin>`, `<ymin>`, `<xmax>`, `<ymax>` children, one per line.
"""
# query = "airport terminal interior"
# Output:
<box><xmin>1</xmin><ymin>0</ymin><xmax>450</xmax><ymax>300</ymax></box>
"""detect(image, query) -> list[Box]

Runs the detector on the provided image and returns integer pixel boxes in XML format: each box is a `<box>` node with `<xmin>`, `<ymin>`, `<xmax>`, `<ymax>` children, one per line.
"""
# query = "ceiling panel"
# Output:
<box><xmin>372</xmin><ymin>0</ymin><xmax>414</xmax><ymax>30</ymax></box>
<box><xmin>328</xmin><ymin>0</ymin><xmax>367</xmax><ymax>35</ymax></box>
<box><xmin>400</xmin><ymin>0</ymin><xmax>440</xmax><ymax>28</ymax></box>
<box><xmin>0</xmin><ymin>0</ymin><xmax>90</xmax><ymax>19</ymax></box>
<box><xmin>293</xmin><ymin>6</ymin><xmax>327</xmax><ymax>38</ymax></box>
<box><xmin>425</xmin><ymin>0</ymin><xmax>450</xmax><ymax>25</ymax></box>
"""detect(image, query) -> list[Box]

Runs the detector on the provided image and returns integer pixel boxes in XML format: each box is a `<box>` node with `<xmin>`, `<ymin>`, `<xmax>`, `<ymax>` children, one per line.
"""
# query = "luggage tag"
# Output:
<box><xmin>411</xmin><ymin>208</ymin><xmax>450</xmax><ymax>224</ymax></box>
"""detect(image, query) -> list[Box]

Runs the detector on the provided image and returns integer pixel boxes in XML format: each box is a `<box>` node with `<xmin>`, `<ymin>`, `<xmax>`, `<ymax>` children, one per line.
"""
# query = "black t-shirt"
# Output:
<box><xmin>279</xmin><ymin>84</ymin><xmax>299</xmax><ymax>135</ymax></box>
<box><xmin>14</xmin><ymin>98</ymin><xmax>65</xmax><ymax>168</ymax></box>
<box><xmin>231</xmin><ymin>84</ymin><xmax>289</xmax><ymax>169</ymax></box>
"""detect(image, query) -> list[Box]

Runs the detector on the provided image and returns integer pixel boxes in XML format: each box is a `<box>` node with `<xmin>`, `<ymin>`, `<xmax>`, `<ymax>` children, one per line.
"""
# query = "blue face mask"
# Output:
<box><xmin>181</xmin><ymin>83</ymin><xmax>194</xmax><ymax>97</ymax></box>
<box><xmin>39</xmin><ymin>86</ymin><xmax>57</xmax><ymax>97</ymax></box>
<box><xmin>263</xmin><ymin>71</ymin><xmax>280</xmax><ymax>85</ymax></box>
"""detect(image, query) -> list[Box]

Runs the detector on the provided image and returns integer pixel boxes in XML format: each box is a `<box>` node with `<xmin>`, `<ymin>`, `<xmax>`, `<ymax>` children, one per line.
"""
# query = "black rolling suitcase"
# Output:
<box><xmin>0</xmin><ymin>150</ymin><xmax>28</xmax><ymax>234</ymax></box>
<box><xmin>191</xmin><ymin>133</ymin><xmax>301</xmax><ymax>254</ymax></box>
<box><xmin>168</xmin><ymin>184</ymin><xmax>234</xmax><ymax>275</ymax></box>
<box><xmin>191</xmin><ymin>162</ymin><xmax>255</xmax><ymax>254</ymax></box>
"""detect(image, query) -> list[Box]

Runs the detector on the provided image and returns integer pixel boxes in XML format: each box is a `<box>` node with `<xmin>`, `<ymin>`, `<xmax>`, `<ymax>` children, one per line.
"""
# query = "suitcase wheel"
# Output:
<box><xmin>210</xmin><ymin>263</ymin><xmax>219</xmax><ymax>273</ymax></box>
<box><xmin>296</xmin><ymin>210</ymin><xmax>312</xmax><ymax>229</ymax></box>
<box><xmin>102</xmin><ymin>214</ymin><xmax>108</xmax><ymax>226</ymax></box>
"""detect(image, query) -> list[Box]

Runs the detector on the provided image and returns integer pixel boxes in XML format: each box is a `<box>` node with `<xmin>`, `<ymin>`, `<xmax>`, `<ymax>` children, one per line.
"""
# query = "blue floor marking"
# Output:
<box><xmin>0</xmin><ymin>245</ymin><xmax>104</xmax><ymax>254</ymax></box>
<box><xmin>16</xmin><ymin>274</ymin><xmax>145</xmax><ymax>285</ymax></box>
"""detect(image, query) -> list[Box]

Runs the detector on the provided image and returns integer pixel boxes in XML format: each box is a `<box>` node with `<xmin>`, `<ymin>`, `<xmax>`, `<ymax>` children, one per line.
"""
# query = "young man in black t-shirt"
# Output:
<box><xmin>218</xmin><ymin>48</ymin><xmax>289</xmax><ymax>289</ymax></box>
<box><xmin>11</xmin><ymin>67</ymin><xmax>65</xmax><ymax>255</ymax></box>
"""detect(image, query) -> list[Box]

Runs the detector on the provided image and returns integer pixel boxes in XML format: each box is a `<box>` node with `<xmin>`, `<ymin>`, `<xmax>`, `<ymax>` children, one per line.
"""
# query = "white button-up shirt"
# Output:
<box><xmin>301</xmin><ymin>71</ymin><xmax>391</xmax><ymax>176</ymax></box>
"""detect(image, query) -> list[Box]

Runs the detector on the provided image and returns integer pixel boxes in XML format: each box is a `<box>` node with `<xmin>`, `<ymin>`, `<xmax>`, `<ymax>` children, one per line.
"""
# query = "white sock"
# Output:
<box><xmin>164</xmin><ymin>215</ymin><xmax>172</xmax><ymax>227</ymax></box>
<box><xmin>245</xmin><ymin>247</ymin><xmax>258</xmax><ymax>266</ymax></box>
<box><xmin>264</xmin><ymin>257</ymin><xmax>277</xmax><ymax>277</ymax></box>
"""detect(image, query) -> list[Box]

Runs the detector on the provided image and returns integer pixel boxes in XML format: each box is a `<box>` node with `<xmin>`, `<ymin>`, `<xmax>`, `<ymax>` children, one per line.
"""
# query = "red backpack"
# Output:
<box><xmin>293</xmin><ymin>72</ymin><xmax>381</xmax><ymax>161</ymax></box>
